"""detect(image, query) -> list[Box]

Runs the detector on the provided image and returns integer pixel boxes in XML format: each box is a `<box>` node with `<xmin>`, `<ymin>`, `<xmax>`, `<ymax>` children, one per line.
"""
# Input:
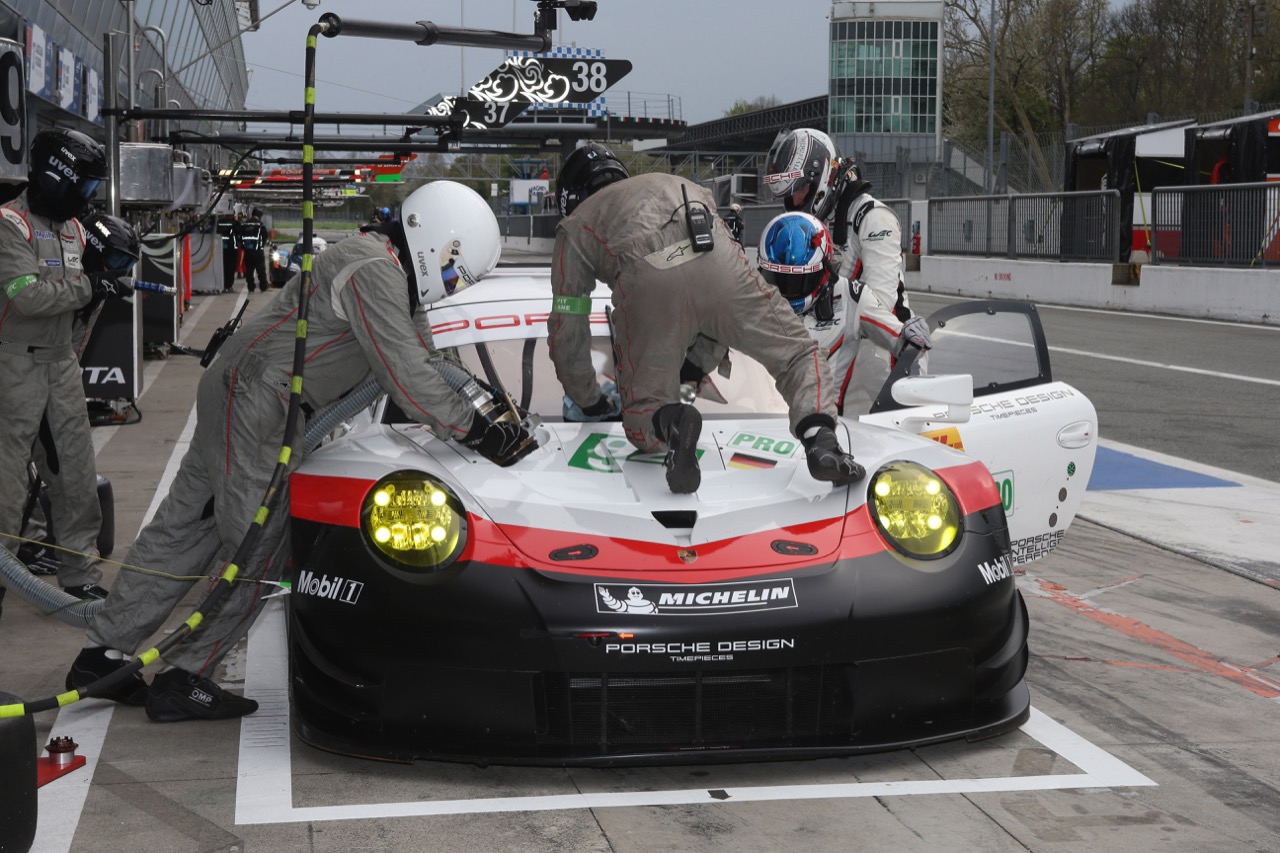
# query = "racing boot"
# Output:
<box><xmin>66</xmin><ymin>646</ymin><xmax>149</xmax><ymax>706</ymax></box>
<box><xmin>799</xmin><ymin>415</ymin><xmax>865</xmax><ymax>486</ymax></box>
<box><xmin>653</xmin><ymin>403</ymin><xmax>702</xmax><ymax>494</ymax></box>
<box><xmin>145</xmin><ymin>668</ymin><xmax>258</xmax><ymax>722</ymax></box>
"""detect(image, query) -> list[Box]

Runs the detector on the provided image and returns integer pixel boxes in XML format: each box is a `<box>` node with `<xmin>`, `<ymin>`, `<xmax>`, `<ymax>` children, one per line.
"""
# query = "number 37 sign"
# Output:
<box><xmin>0</xmin><ymin>39</ymin><xmax>25</xmax><ymax>181</ymax></box>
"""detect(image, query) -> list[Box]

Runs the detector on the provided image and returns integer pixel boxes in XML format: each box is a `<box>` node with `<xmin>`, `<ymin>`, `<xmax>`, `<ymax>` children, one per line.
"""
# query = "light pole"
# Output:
<box><xmin>986</xmin><ymin>0</ymin><xmax>996</xmax><ymax>193</ymax></box>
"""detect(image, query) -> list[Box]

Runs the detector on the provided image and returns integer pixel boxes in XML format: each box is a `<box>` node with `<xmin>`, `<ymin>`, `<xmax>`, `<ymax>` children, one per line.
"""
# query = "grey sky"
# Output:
<box><xmin>240</xmin><ymin>1</ymin><xmax>832</xmax><ymax>126</ymax></box>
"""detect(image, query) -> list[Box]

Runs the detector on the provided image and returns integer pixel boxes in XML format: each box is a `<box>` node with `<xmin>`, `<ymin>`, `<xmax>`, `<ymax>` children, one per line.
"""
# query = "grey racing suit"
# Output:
<box><xmin>795</xmin><ymin>276</ymin><xmax>861</xmax><ymax>415</ymax></box>
<box><xmin>0</xmin><ymin>193</ymin><xmax>102</xmax><ymax>586</ymax></box>
<box><xmin>550</xmin><ymin>173</ymin><xmax>838</xmax><ymax>451</ymax></box>
<box><xmin>86</xmin><ymin>232</ymin><xmax>478</xmax><ymax>673</ymax></box>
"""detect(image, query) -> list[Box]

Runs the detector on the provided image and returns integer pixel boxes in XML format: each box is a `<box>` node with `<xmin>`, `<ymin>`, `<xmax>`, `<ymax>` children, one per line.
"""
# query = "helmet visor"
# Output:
<box><xmin>78</xmin><ymin>178</ymin><xmax>101</xmax><ymax>200</ymax></box>
<box><xmin>103</xmin><ymin>248</ymin><xmax>138</xmax><ymax>275</ymax></box>
<box><xmin>757</xmin><ymin>257</ymin><xmax>827</xmax><ymax>301</ymax></box>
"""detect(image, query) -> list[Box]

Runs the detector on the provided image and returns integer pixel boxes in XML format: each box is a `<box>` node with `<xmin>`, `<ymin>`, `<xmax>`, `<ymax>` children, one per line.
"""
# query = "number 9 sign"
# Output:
<box><xmin>0</xmin><ymin>39</ymin><xmax>25</xmax><ymax>181</ymax></box>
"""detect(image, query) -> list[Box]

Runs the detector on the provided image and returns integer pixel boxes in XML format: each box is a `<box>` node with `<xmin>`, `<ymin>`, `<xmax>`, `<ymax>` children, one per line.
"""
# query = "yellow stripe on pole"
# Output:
<box><xmin>185</xmin><ymin>613</ymin><xmax>204</xmax><ymax>631</ymax></box>
<box><xmin>301</xmin><ymin>255</ymin><xmax>313</xmax><ymax>272</ymax></box>
<box><xmin>307</xmin><ymin>35</ymin><xmax>317</xmax><ymax>49</ymax></box>
<box><xmin>303</xmin><ymin>144</ymin><xmax>314</xmax><ymax>163</ymax></box>
<box><xmin>139</xmin><ymin>648</ymin><xmax>160</xmax><ymax>666</ymax></box>
<box><xmin>292</xmin><ymin>375</ymin><xmax>304</xmax><ymax>393</ymax></box>
<box><xmin>296</xmin><ymin>318</ymin><xmax>308</xmax><ymax>338</ymax></box>
<box><xmin>56</xmin><ymin>691</ymin><xmax>79</xmax><ymax>707</ymax></box>
<box><xmin>279</xmin><ymin>446</ymin><xmax>293</xmax><ymax>466</ymax></box>
<box><xmin>305</xmin><ymin>88</ymin><xmax>315</xmax><ymax>105</ymax></box>
<box><xmin>0</xmin><ymin>702</ymin><xmax>25</xmax><ymax>718</ymax></box>
<box><xmin>302</xmin><ymin>201</ymin><xmax>314</xmax><ymax>219</ymax></box>
<box><xmin>254</xmin><ymin>506</ymin><xmax>270</xmax><ymax>525</ymax></box>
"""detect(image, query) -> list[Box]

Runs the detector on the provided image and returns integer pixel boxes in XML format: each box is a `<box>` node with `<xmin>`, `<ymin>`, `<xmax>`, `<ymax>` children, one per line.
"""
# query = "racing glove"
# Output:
<box><xmin>462</xmin><ymin>413</ymin><xmax>534</xmax><ymax>467</ymax></box>
<box><xmin>90</xmin><ymin>274</ymin><xmax>134</xmax><ymax>301</ymax></box>
<box><xmin>798</xmin><ymin>415</ymin><xmax>865</xmax><ymax>486</ymax></box>
<box><xmin>892</xmin><ymin>315</ymin><xmax>933</xmax><ymax>357</ymax></box>
<box><xmin>563</xmin><ymin>381</ymin><xmax>621</xmax><ymax>422</ymax></box>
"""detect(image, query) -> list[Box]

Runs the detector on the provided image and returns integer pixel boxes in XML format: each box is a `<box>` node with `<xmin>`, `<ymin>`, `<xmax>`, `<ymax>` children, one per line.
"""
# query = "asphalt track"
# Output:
<box><xmin>4</xmin><ymin>277</ymin><xmax>1280</xmax><ymax>853</ymax></box>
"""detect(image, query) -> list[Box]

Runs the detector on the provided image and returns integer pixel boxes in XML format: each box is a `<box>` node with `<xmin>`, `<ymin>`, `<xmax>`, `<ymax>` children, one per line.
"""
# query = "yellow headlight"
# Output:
<box><xmin>868</xmin><ymin>461</ymin><xmax>961</xmax><ymax>559</ymax></box>
<box><xmin>361</xmin><ymin>472</ymin><xmax>467</xmax><ymax>571</ymax></box>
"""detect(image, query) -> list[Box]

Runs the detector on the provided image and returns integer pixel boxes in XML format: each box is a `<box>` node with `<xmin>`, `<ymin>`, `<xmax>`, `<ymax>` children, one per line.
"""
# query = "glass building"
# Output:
<box><xmin>0</xmin><ymin>0</ymin><xmax>249</xmax><ymax>170</ymax></box>
<box><xmin>828</xmin><ymin>1</ymin><xmax>943</xmax><ymax>175</ymax></box>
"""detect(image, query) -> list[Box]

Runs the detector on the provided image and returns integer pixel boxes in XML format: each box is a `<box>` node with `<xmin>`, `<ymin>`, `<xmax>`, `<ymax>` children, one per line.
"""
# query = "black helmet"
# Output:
<box><xmin>557</xmin><ymin>143</ymin><xmax>628</xmax><ymax>216</ymax></box>
<box><xmin>251</xmin><ymin>207</ymin><xmax>264</xmax><ymax>219</ymax></box>
<box><xmin>27</xmin><ymin>129</ymin><xmax>108</xmax><ymax>222</ymax></box>
<box><xmin>81</xmin><ymin>213</ymin><xmax>141</xmax><ymax>276</ymax></box>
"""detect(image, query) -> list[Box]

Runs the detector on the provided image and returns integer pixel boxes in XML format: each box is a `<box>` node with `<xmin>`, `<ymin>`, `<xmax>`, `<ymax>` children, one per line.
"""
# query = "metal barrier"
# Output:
<box><xmin>929</xmin><ymin>190</ymin><xmax>1120</xmax><ymax>262</ymax></box>
<box><xmin>1150</xmin><ymin>182</ymin><xmax>1280</xmax><ymax>266</ymax></box>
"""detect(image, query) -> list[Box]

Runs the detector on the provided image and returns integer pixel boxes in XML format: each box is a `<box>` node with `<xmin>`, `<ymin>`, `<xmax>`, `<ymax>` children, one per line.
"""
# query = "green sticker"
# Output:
<box><xmin>569</xmin><ymin>433</ymin><xmax>699</xmax><ymax>473</ymax></box>
<box><xmin>991</xmin><ymin>469</ymin><xmax>1015</xmax><ymax>515</ymax></box>
<box><xmin>552</xmin><ymin>294</ymin><xmax>592</xmax><ymax>315</ymax></box>
<box><xmin>3</xmin><ymin>274</ymin><xmax>37</xmax><ymax>299</ymax></box>
<box><xmin>1067</xmin><ymin>461</ymin><xmax>1076</xmax><ymax>477</ymax></box>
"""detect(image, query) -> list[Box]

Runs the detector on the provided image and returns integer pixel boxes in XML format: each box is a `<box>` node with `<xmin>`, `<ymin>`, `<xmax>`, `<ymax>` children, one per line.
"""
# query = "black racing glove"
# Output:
<box><xmin>90</xmin><ymin>273</ymin><xmax>134</xmax><ymax>301</ymax></box>
<box><xmin>461</xmin><ymin>413</ymin><xmax>534</xmax><ymax>467</ymax></box>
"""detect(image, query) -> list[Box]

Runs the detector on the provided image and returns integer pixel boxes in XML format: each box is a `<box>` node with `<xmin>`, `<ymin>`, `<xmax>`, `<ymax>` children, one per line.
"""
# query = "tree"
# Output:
<box><xmin>722</xmin><ymin>95</ymin><xmax>782</xmax><ymax>117</ymax></box>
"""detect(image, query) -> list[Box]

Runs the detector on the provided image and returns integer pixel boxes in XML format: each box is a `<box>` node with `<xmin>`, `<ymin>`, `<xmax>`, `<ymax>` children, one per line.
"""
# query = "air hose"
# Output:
<box><xmin>0</xmin><ymin>546</ymin><xmax>100</xmax><ymax>627</ymax></box>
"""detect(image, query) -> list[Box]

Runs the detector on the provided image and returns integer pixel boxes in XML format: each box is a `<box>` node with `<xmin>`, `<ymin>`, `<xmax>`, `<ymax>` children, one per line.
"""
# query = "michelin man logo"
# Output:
<box><xmin>599</xmin><ymin>585</ymin><xmax>658</xmax><ymax>614</ymax></box>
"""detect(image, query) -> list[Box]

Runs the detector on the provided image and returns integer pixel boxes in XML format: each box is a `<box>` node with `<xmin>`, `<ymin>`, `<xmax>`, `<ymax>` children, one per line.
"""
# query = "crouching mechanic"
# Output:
<box><xmin>763</xmin><ymin>128</ymin><xmax>931</xmax><ymax>407</ymax></box>
<box><xmin>549</xmin><ymin>142</ymin><xmax>864</xmax><ymax>494</ymax></box>
<box><xmin>757</xmin><ymin>212</ymin><xmax>932</xmax><ymax>414</ymax></box>
<box><xmin>66</xmin><ymin>181</ymin><xmax>531</xmax><ymax>721</ymax></box>
<box><xmin>0</xmin><ymin>129</ymin><xmax>113</xmax><ymax>601</ymax></box>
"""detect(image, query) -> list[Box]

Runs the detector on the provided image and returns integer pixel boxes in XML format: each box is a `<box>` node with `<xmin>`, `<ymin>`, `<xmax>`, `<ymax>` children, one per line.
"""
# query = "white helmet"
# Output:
<box><xmin>763</xmin><ymin>128</ymin><xmax>839</xmax><ymax>218</ymax></box>
<box><xmin>400</xmin><ymin>181</ymin><xmax>501</xmax><ymax>305</ymax></box>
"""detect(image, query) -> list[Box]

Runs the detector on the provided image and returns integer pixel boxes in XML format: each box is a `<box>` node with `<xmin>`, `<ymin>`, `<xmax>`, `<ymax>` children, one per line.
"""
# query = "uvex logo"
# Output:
<box><xmin>48</xmin><ymin>157</ymin><xmax>77</xmax><ymax>181</ymax></box>
<box><xmin>298</xmin><ymin>569</ymin><xmax>364</xmax><ymax>604</ymax></box>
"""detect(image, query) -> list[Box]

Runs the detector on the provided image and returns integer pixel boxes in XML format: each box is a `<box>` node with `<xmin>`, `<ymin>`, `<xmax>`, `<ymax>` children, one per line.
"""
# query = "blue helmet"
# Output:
<box><xmin>757</xmin><ymin>211</ymin><xmax>834</xmax><ymax>313</ymax></box>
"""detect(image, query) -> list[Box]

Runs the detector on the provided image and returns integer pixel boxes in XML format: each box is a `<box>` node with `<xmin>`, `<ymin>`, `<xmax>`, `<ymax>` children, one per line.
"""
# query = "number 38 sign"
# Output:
<box><xmin>0</xmin><ymin>39</ymin><xmax>25</xmax><ymax>181</ymax></box>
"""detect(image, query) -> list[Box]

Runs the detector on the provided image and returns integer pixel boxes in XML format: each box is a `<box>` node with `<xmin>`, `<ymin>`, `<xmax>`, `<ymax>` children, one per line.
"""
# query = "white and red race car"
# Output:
<box><xmin>287</xmin><ymin>267</ymin><xmax>1097</xmax><ymax>765</ymax></box>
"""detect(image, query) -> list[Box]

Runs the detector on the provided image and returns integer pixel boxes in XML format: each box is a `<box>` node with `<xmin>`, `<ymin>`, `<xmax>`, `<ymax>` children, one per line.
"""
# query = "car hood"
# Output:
<box><xmin>297</xmin><ymin>416</ymin><xmax>972</xmax><ymax>571</ymax></box>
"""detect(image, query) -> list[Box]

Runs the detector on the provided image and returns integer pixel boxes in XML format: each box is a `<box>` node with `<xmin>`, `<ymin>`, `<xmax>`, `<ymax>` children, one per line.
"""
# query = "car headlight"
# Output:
<box><xmin>361</xmin><ymin>471</ymin><xmax>467</xmax><ymax>572</ymax></box>
<box><xmin>868</xmin><ymin>461</ymin><xmax>961</xmax><ymax>559</ymax></box>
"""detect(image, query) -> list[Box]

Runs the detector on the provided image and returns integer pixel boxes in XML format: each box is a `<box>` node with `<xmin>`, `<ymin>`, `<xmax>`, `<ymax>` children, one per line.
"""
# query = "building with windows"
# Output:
<box><xmin>0</xmin><ymin>0</ymin><xmax>249</xmax><ymax>174</ymax></box>
<box><xmin>829</xmin><ymin>0</ymin><xmax>943</xmax><ymax>196</ymax></box>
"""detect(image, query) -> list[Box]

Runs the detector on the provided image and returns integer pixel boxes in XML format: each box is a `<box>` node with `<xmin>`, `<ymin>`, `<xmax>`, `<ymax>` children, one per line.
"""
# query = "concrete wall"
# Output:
<box><xmin>914</xmin><ymin>256</ymin><xmax>1280</xmax><ymax>326</ymax></box>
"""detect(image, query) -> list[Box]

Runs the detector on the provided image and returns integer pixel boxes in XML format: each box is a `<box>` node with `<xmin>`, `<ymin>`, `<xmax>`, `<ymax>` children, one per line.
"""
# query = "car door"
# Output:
<box><xmin>860</xmin><ymin>300</ymin><xmax>1097</xmax><ymax>566</ymax></box>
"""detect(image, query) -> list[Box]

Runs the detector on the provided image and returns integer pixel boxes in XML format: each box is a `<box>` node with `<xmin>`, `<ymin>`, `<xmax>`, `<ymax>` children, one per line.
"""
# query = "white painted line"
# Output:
<box><xmin>31</xmin><ymin>701</ymin><xmax>115</xmax><ymax>853</ymax></box>
<box><xmin>236</xmin><ymin>606</ymin><xmax>1155</xmax><ymax>826</ymax></box>
<box><xmin>139</xmin><ymin>406</ymin><xmax>199</xmax><ymax>530</ymax></box>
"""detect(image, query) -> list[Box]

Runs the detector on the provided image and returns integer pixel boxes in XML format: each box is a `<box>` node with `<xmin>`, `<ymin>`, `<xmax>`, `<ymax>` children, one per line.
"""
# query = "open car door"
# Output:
<box><xmin>860</xmin><ymin>300</ymin><xmax>1097</xmax><ymax>566</ymax></box>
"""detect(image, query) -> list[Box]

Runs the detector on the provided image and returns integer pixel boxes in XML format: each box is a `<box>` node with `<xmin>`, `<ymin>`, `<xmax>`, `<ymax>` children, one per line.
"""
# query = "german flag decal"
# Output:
<box><xmin>728</xmin><ymin>452</ymin><xmax>777</xmax><ymax>470</ymax></box>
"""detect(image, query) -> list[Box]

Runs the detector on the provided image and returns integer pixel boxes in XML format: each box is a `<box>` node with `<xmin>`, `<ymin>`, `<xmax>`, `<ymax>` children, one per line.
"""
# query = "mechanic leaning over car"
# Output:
<box><xmin>0</xmin><ymin>129</ymin><xmax>117</xmax><ymax>607</ymax></box>
<box><xmin>763</xmin><ymin>128</ymin><xmax>932</xmax><ymax>408</ymax></box>
<box><xmin>66</xmin><ymin>180</ymin><xmax>531</xmax><ymax>722</ymax></box>
<box><xmin>549</xmin><ymin>142</ymin><xmax>865</xmax><ymax>495</ymax></box>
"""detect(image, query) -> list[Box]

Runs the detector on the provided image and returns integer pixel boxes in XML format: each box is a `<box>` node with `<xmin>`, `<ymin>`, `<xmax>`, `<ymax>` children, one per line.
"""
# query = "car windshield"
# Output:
<box><xmin>436</xmin><ymin>336</ymin><xmax>790</xmax><ymax>422</ymax></box>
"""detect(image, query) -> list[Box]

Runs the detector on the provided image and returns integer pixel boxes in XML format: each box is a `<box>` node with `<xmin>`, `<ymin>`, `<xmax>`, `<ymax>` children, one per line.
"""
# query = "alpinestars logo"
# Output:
<box><xmin>298</xmin><ymin>570</ymin><xmax>364</xmax><ymax>604</ymax></box>
<box><xmin>978</xmin><ymin>555</ymin><xmax>1013</xmax><ymax>585</ymax></box>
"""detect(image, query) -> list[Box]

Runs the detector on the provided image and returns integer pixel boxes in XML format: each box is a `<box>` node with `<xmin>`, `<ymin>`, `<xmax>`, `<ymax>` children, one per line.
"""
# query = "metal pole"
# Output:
<box><xmin>103</xmin><ymin>32</ymin><xmax>120</xmax><ymax>216</ymax></box>
<box><xmin>1245</xmin><ymin>0</ymin><xmax>1257</xmax><ymax>113</ymax></box>
<box><xmin>986</xmin><ymin>0</ymin><xmax>996</xmax><ymax>194</ymax></box>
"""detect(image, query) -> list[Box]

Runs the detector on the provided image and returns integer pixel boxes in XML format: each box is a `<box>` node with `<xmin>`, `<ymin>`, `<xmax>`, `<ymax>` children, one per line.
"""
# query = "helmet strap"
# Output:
<box><xmin>813</xmin><ymin>282</ymin><xmax>834</xmax><ymax>323</ymax></box>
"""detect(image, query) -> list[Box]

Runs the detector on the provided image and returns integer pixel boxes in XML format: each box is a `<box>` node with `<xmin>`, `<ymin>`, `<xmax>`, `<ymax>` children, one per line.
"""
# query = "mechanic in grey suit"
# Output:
<box><xmin>0</xmin><ymin>129</ymin><xmax>112</xmax><ymax>603</ymax></box>
<box><xmin>549</xmin><ymin>142</ymin><xmax>865</xmax><ymax>495</ymax></box>
<box><xmin>67</xmin><ymin>181</ymin><xmax>530</xmax><ymax>722</ymax></box>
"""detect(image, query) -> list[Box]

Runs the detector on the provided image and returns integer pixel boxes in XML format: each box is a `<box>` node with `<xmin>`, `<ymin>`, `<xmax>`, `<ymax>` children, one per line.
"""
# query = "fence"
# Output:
<box><xmin>1149</xmin><ymin>182</ymin><xmax>1280</xmax><ymax>267</ymax></box>
<box><xmin>928</xmin><ymin>190</ymin><xmax>1121</xmax><ymax>262</ymax></box>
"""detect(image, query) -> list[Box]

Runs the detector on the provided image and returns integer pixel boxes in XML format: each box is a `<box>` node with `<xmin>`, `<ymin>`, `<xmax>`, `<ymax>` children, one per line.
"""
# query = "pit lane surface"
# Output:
<box><xmin>6</xmin><ymin>284</ymin><xmax>1280</xmax><ymax>853</ymax></box>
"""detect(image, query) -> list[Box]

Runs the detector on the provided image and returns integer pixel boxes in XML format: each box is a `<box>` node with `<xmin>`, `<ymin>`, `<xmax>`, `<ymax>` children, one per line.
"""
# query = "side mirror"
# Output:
<box><xmin>888</xmin><ymin>374</ymin><xmax>973</xmax><ymax>431</ymax></box>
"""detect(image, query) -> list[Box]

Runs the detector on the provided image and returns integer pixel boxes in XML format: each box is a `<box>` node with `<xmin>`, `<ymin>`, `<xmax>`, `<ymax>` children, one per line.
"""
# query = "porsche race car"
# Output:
<box><xmin>286</xmin><ymin>268</ymin><xmax>1097</xmax><ymax>765</ymax></box>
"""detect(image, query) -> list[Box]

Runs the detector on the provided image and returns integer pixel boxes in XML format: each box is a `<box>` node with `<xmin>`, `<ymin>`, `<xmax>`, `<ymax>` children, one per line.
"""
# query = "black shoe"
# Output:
<box><xmin>66</xmin><ymin>647</ymin><xmax>149</xmax><ymax>705</ymax></box>
<box><xmin>803</xmin><ymin>426</ymin><xmax>865</xmax><ymax>486</ymax></box>
<box><xmin>655</xmin><ymin>403</ymin><xmax>702</xmax><ymax>493</ymax></box>
<box><xmin>61</xmin><ymin>582</ymin><xmax>109</xmax><ymax>601</ymax></box>
<box><xmin>17</xmin><ymin>541</ymin><xmax>61</xmax><ymax>576</ymax></box>
<box><xmin>145</xmin><ymin>668</ymin><xmax>258</xmax><ymax>722</ymax></box>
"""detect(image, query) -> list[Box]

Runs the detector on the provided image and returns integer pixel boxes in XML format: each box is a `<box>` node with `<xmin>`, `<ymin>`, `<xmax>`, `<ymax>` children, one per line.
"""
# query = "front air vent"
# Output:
<box><xmin>652</xmin><ymin>510</ymin><xmax>697</xmax><ymax>529</ymax></box>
